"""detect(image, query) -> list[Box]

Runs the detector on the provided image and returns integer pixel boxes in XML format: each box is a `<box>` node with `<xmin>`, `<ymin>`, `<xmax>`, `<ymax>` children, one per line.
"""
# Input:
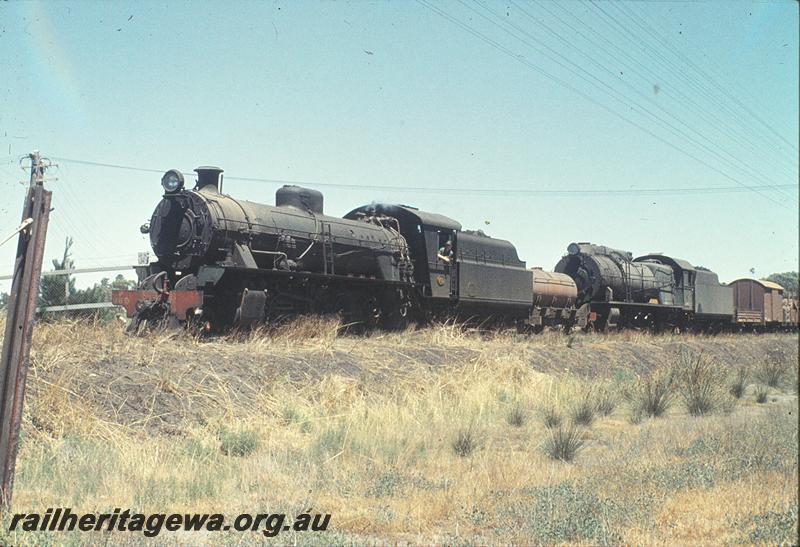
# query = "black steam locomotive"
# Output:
<box><xmin>112</xmin><ymin>166</ymin><xmax>797</xmax><ymax>333</ymax></box>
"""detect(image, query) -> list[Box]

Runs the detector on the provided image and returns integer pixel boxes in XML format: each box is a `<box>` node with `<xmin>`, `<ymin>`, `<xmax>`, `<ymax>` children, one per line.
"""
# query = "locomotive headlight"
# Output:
<box><xmin>161</xmin><ymin>169</ymin><xmax>185</xmax><ymax>193</ymax></box>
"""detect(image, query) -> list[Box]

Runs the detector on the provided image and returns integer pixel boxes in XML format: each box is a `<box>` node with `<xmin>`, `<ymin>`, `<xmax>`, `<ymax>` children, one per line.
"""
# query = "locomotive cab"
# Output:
<box><xmin>345</xmin><ymin>203</ymin><xmax>461</xmax><ymax>299</ymax></box>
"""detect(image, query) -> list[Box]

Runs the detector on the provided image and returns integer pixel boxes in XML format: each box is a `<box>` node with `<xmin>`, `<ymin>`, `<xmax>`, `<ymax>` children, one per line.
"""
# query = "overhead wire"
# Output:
<box><xmin>49</xmin><ymin>155</ymin><xmax>796</xmax><ymax>197</ymax></box>
<box><xmin>416</xmin><ymin>0</ymin><xmax>790</xmax><ymax>209</ymax></box>
<box><xmin>55</xmin><ymin>162</ymin><xmax>123</xmax><ymax>252</ymax></box>
<box><xmin>536</xmin><ymin>0</ymin><xmax>798</xmax><ymax>179</ymax></box>
<box><xmin>467</xmin><ymin>0</ymin><xmax>793</xmax><ymax>201</ymax></box>
<box><xmin>593</xmin><ymin>0</ymin><xmax>798</xmax><ymax>166</ymax></box>
<box><xmin>616</xmin><ymin>1</ymin><xmax>798</xmax><ymax>155</ymax></box>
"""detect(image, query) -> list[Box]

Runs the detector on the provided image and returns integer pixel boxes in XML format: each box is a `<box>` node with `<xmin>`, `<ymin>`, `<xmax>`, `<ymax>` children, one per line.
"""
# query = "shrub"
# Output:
<box><xmin>506</xmin><ymin>402</ymin><xmax>527</xmax><ymax>428</ymax></box>
<box><xmin>451</xmin><ymin>426</ymin><xmax>479</xmax><ymax>458</ymax></box>
<box><xmin>672</xmin><ymin>350</ymin><xmax>729</xmax><ymax>416</ymax></box>
<box><xmin>729</xmin><ymin>367</ymin><xmax>749</xmax><ymax>399</ymax></box>
<box><xmin>755</xmin><ymin>385</ymin><xmax>769</xmax><ymax>404</ymax></box>
<box><xmin>755</xmin><ymin>349</ymin><xmax>790</xmax><ymax>389</ymax></box>
<box><xmin>746</xmin><ymin>508</ymin><xmax>799</xmax><ymax>544</ymax></box>
<box><xmin>502</xmin><ymin>483</ymin><xmax>621</xmax><ymax>543</ymax></box>
<box><xmin>542</xmin><ymin>423</ymin><xmax>586</xmax><ymax>462</ymax></box>
<box><xmin>625</xmin><ymin>368</ymin><xmax>675</xmax><ymax>419</ymax></box>
<box><xmin>219</xmin><ymin>429</ymin><xmax>259</xmax><ymax>457</ymax></box>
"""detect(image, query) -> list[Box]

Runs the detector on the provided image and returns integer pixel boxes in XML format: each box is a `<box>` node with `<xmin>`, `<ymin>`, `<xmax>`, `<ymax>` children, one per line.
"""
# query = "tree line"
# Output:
<box><xmin>0</xmin><ymin>237</ymin><xmax>136</xmax><ymax>320</ymax></box>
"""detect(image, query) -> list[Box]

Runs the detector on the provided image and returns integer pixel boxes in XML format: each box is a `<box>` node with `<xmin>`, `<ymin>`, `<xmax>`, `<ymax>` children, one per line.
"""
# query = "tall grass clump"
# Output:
<box><xmin>592</xmin><ymin>384</ymin><xmax>619</xmax><ymax>416</ymax></box>
<box><xmin>625</xmin><ymin>368</ymin><xmax>675</xmax><ymax>421</ymax></box>
<box><xmin>540</xmin><ymin>405</ymin><xmax>563</xmax><ymax>429</ymax></box>
<box><xmin>541</xmin><ymin>423</ymin><xmax>586</xmax><ymax>462</ymax></box>
<box><xmin>755</xmin><ymin>385</ymin><xmax>769</xmax><ymax>404</ymax></box>
<box><xmin>569</xmin><ymin>392</ymin><xmax>595</xmax><ymax>426</ymax></box>
<box><xmin>451</xmin><ymin>425</ymin><xmax>480</xmax><ymax>458</ymax></box>
<box><xmin>729</xmin><ymin>366</ymin><xmax>749</xmax><ymax>399</ymax></box>
<box><xmin>672</xmin><ymin>350</ymin><xmax>730</xmax><ymax>416</ymax></box>
<box><xmin>506</xmin><ymin>402</ymin><xmax>528</xmax><ymax>428</ymax></box>
<box><xmin>755</xmin><ymin>349</ymin><xmax>790</xmax><ymax>389</ymax></box>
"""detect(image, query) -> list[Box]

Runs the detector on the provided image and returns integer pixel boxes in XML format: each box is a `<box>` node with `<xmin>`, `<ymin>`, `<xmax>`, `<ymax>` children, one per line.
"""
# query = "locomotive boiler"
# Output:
<box><xmin>554</xmin><ymin>243</ymin><xmax>674</xmax><ymax>306</ymax></box>
<box><xmin>147</xmin><ymin>167</ymin><xmax>413</xmax><ymax>283</ymax></box>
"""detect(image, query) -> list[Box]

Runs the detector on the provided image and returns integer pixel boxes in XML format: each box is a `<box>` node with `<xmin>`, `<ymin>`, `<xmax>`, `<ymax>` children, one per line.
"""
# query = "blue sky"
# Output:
<box><xmin>1</xmin><ymin>0</ymin><xmax>797</xmax><ymax>293</ymax></box>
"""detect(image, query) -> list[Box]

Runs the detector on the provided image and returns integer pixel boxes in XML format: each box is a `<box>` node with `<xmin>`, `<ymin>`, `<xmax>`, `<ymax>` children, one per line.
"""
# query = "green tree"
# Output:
<box><xmin>764</xmin><ymin>272</ymin><xmax>799</xmax><ymax>299</ymax></box>
<box><xmin>38</xmin><ymin>236</ymin><xmax>75</xmax><ymax>309</ymax></box>
<box><xmin>37</xmin><ymin>238</ymin><xmax>137</xmax><ymax>321</ymax></box>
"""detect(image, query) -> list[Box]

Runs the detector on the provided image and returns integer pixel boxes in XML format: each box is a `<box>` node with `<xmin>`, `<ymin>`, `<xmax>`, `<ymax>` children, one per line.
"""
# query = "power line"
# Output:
<box><xmin>590</xmin><ymin>1</ymin><xmax>797</xmax><ymax>170</ymax></box>
<box><xmin>51</xmin><ymin>154</ymin><xmax>796</xmax><ymax>197</ymax></box>
<box><xmin>618</xmin><ymin>1</ymin><xmax>798</xmax><ymax>155</ymax></box>
<box><xmin>416</xmin><ymin>0</ymin><xmax>790</xmax><ymax>209</ymax></box>
<box><xmin>467</xmin><ymin>0</ymin><xmax>793</xmax><ymax>201</ymax></box>
<box><xmin>536</xmin><ymin>0</ymin><xmax>798</xmax><ymax>179</ymax></box>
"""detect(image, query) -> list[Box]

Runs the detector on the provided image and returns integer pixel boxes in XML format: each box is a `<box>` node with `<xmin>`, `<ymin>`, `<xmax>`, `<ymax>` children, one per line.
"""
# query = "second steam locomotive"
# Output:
<box><xmin>113</xmin><ymin>166</ymin><xmax>798</xmax><ymax>334</ymax></box>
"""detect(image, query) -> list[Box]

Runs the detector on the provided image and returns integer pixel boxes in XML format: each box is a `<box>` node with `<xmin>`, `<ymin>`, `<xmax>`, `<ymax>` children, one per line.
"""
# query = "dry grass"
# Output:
<box><xmin>671</xmin><ymin>349</ymin><xmax>732</xmax><ymax>416</ymax></box>
<box><xmin>626</xmin><ymin>367</ymin><xmax>677</xmax><ymax>422</ymax></box>
<box><xmin>0</xmin><ymin>316</ymin><xmax>797</xmax><ymax>545</ymax></box>
<box><xmin>729</xmin><ymin>366</ymin><xmax>749</xmax><ymax>399</ymax></box>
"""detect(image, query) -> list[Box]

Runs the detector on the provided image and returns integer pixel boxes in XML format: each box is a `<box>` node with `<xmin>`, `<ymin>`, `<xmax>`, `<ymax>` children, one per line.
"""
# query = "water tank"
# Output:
<box><xmin>532</xmin><ymin>268</ymin><xmax>578</xmax><ymax>308</ymax></box>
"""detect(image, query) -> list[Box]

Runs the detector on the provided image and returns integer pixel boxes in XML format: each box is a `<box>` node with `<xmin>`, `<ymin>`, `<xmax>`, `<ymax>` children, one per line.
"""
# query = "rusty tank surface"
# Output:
<box><xmin>531</xmin><ymin>268</ymin><xmax>577</xmax><ymax>309</ymax></box>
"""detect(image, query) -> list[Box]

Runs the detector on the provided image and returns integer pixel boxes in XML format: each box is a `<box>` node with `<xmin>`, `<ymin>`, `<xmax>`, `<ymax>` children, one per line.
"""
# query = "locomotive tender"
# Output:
<box><xmin>112</xmin><ymin>166</ymin><xmax>797</xmax><ymax>333</ymax></box>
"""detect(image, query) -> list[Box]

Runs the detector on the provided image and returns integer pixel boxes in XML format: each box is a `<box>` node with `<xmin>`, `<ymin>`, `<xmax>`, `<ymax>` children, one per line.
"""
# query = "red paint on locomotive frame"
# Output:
<box><xmin>112</xmin><ymin>289</ymin><xmax>202</xmax><ymax>320</ymax></box>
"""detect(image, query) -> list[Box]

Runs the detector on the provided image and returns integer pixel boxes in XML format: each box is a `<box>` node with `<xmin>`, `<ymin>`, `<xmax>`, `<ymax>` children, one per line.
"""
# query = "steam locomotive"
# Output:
<box><xmin>112</xmin><ymin>167</ymin><xmax>798</xmax><ymax>333</ymax></box>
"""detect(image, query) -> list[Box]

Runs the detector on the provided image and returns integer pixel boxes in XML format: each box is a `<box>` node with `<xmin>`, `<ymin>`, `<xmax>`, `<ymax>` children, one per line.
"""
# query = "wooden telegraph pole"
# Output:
<box><xmin>0</xmin><ymin>151</ymin><xmax>52</xmax><ymax>509</ymax></box>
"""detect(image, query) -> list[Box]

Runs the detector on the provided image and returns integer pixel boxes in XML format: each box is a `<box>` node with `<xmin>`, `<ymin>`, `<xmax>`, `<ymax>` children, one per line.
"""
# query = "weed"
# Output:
<box><xmin>745</xmin><ymin>507</ymin><xmax>799</xmax><ymax>544</ymax></box>
<box><xmin>540</xmin><ymin>405</ymin><xmax>563</xmax><ymax>429</ymax></box>
<box><xmin>366</xmin><ymin>470</ymin><xmax>408</xmax><ymax>498</ymax></box>
<box><xmin>310</xmin><ymin>423</ymin><xmax>348</xmax><ymax>461</ymax></box>
<box><xmin>611</xmin><ymin>369</ymin><xmax>636</xmax><ymax>385</ymax></box>
<box><xmin>542</xmin><ymin>423</ymin><xmax>586</xmax><ymax>462</ymax></box>
<box><xmin>506</xmin><ymin>402</ymin><xmax>527</xmax><ymax>428</ymax></box>
<box><xmin>502</xmin><ymin>483</ymin><xmax>621</xmax><ymax>544</ymax></box>
<box><xmin>451</xmin><ymin>425</ymin><xmax>480</xmax><ymax>458</ymax></box>
<box><xmin>755</xmin><ymin>385</ymin><xmax>769</xmax><ymax>404</ymax></box>
<box><xmin>219</xmin><ymin>429</ymin><xmax>259</xmax><ymax>457</ymax></box>
<box><xmin>729</xmin><ymin>367</ymin><xmax>749</xmax><ymax>399</ymax></box>
<box><xmin>755</xmin><ymin>349</ymin><xmax>790</xmax><ymax>389</ymax></box>
<box><xmin>593</xmin><ymin>384</ymin><xmax>618</xmax><ymax>416</ymax></box>
<box><xmin>672</xmin><ymin>350</ymin><xmax>729</xmax><ymax>416</ymax></box>
<box><xmin>626</xmin><ymin>368</ymin><xmax>675</xmax><ymax>419</ymax></box>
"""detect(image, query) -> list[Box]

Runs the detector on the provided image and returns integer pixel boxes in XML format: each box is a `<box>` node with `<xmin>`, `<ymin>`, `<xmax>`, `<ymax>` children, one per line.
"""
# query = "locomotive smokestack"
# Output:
<box><xmin>195</xmin><ymin>166</ymin><xmax>224</xmax><ymax>192</ymax></box>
